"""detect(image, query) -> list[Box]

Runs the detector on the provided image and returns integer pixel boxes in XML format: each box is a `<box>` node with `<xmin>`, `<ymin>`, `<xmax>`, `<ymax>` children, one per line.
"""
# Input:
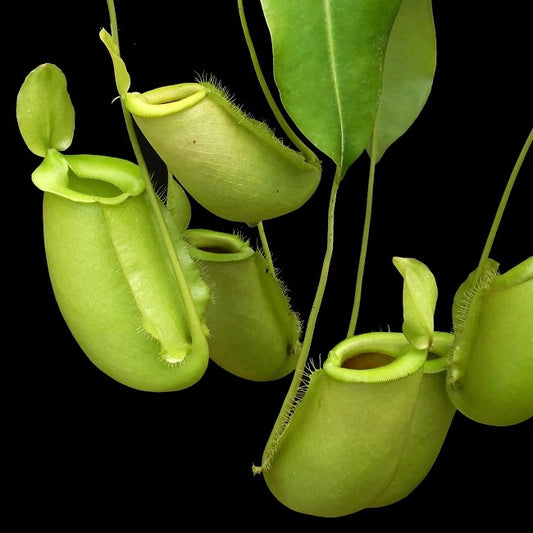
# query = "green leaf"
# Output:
<box><xmin>16</xmin><ymin>63</ymin><xmax>75</xmax><ymax>157</ymax></box>
<box><xmin>393</xmin><ymin>256</ymin><xmax>438</xmax><ymax>350</ymax></box>
<box><xmin>260</xmin><ymin>0</ymin><xmax>402</xmax><ymax>176</ymax></box>
<box><xmin>369</xmin><ymin>0</ymin><xmax>437</xmax><ymax>162</ymax></box>
<box><xmin>99</xmin><ymin>29</ymin><xmax>131</xmax><ymax>96</ymax></box>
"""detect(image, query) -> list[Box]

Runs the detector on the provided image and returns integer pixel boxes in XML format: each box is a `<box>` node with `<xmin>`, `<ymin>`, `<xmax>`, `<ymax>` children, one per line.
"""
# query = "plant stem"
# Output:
<box><xmin>260</xmin><ymin>167</ymin><xmax>341</xmax><ymax>468</ymax></box>
<box><xmin>473</xmin><ymin>127</ymin><xmax>533</xmax><ymax>285</ymax></box>
<box><xmin>300</xmin><ymin>167</ymin><xmax>342</xmax><ymax>359</ymax></box>
<box><xmin>237</xmin><ymin>0</ymin><xmax>319</xmax><ymax>166</ymax></box>
<box><xmin>346</xmin><ymin>154</ymin><xmax>377</xmax><ymax>337</ymax></box>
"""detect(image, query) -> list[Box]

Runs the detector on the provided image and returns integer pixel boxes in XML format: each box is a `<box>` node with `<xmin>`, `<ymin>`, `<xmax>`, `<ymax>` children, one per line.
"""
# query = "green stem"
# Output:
<box><xmin>300</xmin><ymin>167</ymin><xmax>341</xmax><ymax>360</ymax></box>
<box><xmin>346</xmin><ymin>154</ymin><xmax>377</xmax><ymax>337</ymax></box>
<box><xmin>473</xmin><ymin>127</ymin><xmax>533</xmax><ymax>285</ymax></box>
<box><xmin>105</xmin><ymin>0</ymin><xmax>205</xmax><ymax>340</ymax></box>
<box><xmin>259</xmin><ymin>167</ymin><xmax>341</xmax><ymax>470</ymax></box>
<box><xmin>237</xmin><ymin>0</ymin><xmax>318</xmax><ymax>166</ymax></box>
<box><xmin>257</xmin><ymin>221</ymin><xmax>275</xmax><ymax>273</ymax></box>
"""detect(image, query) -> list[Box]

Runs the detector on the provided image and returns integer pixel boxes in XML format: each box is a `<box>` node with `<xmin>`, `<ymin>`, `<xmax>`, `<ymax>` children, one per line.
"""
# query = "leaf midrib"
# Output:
<box><xmin>323</xmin><ymin>0</ymin><xmax>345</xmax><ymax>171</ymax></box>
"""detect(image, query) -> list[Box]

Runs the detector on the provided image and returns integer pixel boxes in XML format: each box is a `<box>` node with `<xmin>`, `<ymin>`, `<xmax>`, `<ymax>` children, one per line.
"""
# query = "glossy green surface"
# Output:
<box><xmin>370</xmin><ymin>0</ymin><xmax>436</xmax><ymax>162</ymax></box>
<box><xmin>261</xmin><ymin>0</ymin><xmax>402</xmax><ymax>174</ymax></box>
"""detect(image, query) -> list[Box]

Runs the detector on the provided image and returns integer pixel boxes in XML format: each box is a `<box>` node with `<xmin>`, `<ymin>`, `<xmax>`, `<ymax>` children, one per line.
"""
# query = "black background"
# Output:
<box><xmin>6</xmin><ymin>1</ymin><xmax>532</xmax><ymax>529</ymax></box>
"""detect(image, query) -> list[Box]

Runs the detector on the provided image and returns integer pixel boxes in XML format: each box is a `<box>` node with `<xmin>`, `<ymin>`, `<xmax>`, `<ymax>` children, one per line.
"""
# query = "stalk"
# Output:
<box><xmin>473</xmin><ymin>128</ymin><xmax>533</xmax><ymax>285</ymax></box>
<box><xmin>347</xmin><ymin>153</ymin><xmax>377</xmax><ymax>337</ymax></box>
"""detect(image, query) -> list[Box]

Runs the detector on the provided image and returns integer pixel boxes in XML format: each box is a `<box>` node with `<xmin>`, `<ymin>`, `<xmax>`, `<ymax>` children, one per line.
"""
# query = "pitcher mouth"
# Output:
<box><xmin>32</xmin><ymin>149</ymin><xmax>145</xmax><ymax>205</ymax></box>
<box><xmin>324</xmin><ymin>331</ymin><xmax>453</xmax><ymax>384</ymax></box>
<box><xmin>125</xmin><ymin>83</ymin><xmax>208</xmax><ymax>118</ymax></box>
<box><xmin>185</xmin><ymin>229</ymin><xmax>255</xmax><ymax>263</ymax></box>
